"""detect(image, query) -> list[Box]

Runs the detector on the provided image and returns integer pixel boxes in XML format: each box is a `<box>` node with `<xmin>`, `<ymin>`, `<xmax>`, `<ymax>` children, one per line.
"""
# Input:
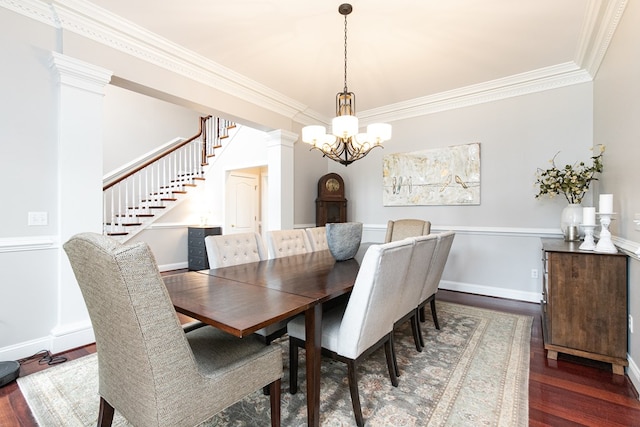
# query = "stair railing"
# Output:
<box><xmin>103</xmin><ymin>115</ymin><xmax>233</xmax><ymax>236</ymax></box>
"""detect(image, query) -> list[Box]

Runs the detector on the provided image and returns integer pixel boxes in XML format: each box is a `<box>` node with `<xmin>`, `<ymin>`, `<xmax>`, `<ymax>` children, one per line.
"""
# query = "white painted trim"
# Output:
<box><xmin>158</xmin><ymin>261</ymin><xmax>189</xmax><ymax>272</ymax></box>
<box><xmin>0</xmin><ymin>236</ymin><xmax>58</xmax><ymax>252</ymax></box>
<box><xmin>627</xmin><ymin>354</ymin><xmax>640</xmax><ymax>400</ymax></box>
<box><xmin>440</xmin><ymin>280</ymin><xmax>541</xmax><ymax>304</ymax></box>
<box><xmin>50</xmin><ymin>320</ymin><xmax>95</xmax><ymax>354</ymax></box>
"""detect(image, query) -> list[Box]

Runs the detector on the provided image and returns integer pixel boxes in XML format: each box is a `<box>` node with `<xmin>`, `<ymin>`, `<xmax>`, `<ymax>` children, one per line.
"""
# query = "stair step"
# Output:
<box><xmin>106</xmin><ymin>232</ymin><xmax>128</xmax><ymax>236</ymax></box>
<box><xmin>127</xmin><ymin>206</ymin><xmax>166</xmax><ymax>210</ymax></box>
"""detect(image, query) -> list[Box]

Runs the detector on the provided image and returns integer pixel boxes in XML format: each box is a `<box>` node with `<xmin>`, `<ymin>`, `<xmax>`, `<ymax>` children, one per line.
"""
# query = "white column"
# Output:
<box><xmin>266</xmin><ymin>130</ymin><xmax>297</xmax><ymax>230</ymax></box>
<box><xmin>50</xmin><ymin>52</ymin><xmax>112</xmax><ymax>353</ymax></box>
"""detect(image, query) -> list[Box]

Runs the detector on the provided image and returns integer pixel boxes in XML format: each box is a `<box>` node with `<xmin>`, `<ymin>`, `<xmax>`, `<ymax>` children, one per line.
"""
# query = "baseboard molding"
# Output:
<box><xmin>440</xmin><ymin>280</ymin><xmax>541</xmax><ymax>304</ymax></box>
<box><xmin>50</xmin><ymin>321</ymin><xmax>95</xmax><ymax>355</ymax></box>
<box><xmin>159</xmin><ymin>261</ymin><xmax>188</xmax><ymax>272</ymax></box>
<box><xmin>627</xmin><ymin>354</ymin><xmax>640</xmax><ymax>400</ymax></box>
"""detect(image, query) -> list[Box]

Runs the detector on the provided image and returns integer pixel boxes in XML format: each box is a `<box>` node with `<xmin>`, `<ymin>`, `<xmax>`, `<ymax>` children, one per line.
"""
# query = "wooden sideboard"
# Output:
<box><xmin>541</xmin><ymin>238</ymin><xmax>628</xmax><ymax>374</ymax></box>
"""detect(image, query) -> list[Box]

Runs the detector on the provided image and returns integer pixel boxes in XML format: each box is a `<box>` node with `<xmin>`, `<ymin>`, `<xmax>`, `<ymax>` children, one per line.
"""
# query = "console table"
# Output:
<box><xmin>188</xmin><ymin>226</ymin><xmax>222</xmax><ymax>270</ymax></box>
<box><xmin>541</xmin><ymin>238</ymin><xmax>628</xmax><ymax>374</ymax></box>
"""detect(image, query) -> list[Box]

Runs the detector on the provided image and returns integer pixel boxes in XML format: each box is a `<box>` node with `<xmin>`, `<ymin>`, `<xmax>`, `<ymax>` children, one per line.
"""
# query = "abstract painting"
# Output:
<box><xmin>383</xmin><ymin>142</ymin><xmax>480</xmax><ymax>206</ymax></box>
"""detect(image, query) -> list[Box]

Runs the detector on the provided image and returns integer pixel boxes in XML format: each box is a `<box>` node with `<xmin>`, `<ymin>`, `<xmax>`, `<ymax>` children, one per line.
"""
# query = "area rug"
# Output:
<box><xmin>18</xmin><ymin>302</ymin><xmax>532</xmax><ymax>426</ymax></box>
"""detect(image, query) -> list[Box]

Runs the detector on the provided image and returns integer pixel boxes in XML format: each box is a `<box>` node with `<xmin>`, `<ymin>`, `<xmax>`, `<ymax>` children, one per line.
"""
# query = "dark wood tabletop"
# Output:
<box><xmin>199</xmin><ymin>249</ymin><xmax>360</xmax><ymax>301</ymax></box>
<box><xmin>164</xmin><ymin>272</ymin><xmax>314</xmax><ymax>337</ymax></box>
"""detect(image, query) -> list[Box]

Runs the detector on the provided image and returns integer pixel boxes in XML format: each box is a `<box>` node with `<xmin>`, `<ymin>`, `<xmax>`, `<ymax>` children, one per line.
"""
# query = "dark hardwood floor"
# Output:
<box><xmin>2</xmin><ymin>288</ymin><xmax>640</xmax><ymax>426</ymax></box>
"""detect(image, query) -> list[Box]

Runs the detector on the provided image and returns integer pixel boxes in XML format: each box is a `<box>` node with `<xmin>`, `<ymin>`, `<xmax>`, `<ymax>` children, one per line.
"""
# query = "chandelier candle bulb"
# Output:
<box><xmin>599</xmin><ymin>194</ymin><xmax>613</xmax><ymax>214</ymax></box>
<box><xmin>583</xmin><ymin>207</ymin><xmax>596</xmax><ymax>226</ymax></box>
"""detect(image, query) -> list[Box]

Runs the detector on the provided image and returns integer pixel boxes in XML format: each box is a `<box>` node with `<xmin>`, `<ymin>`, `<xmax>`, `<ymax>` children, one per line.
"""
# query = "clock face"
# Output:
<box><xmin>326</xmin><ymin>178</ymin><xmax>340</xmax><ymax>192</ymax></box>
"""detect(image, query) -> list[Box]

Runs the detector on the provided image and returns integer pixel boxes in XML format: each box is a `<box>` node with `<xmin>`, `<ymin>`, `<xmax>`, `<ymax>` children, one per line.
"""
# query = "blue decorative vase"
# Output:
<box><xmin>326</xmin><ymin>222</ymin><xmax>363</xmax><ymax>261</ymax></box>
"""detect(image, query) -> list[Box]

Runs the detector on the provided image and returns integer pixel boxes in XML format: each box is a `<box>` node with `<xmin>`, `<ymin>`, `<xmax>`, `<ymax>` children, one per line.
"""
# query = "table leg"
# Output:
<box><xmin>305</xmin><ymin>304</ymin><xmax>322</xmax><ymax>427</ymax></box>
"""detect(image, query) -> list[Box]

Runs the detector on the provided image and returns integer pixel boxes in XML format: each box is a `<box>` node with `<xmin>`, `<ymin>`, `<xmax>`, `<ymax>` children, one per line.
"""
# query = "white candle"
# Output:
<box><xmin>583</xmin><ymin>207</ymin><xmax>596</xmax><ymax>225</ymax></box>
<box><xmin>599</xmin><ymin>194</ymin><xmax>613</xmax><ymax>214</ymax></box>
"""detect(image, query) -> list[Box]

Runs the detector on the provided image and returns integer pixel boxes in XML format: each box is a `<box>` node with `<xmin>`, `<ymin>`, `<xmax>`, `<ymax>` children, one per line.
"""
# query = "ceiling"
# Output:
<box><xmin>84</xmin><ymin>0</ymin><xmax>618</xmax><ymax>122</ymax></box>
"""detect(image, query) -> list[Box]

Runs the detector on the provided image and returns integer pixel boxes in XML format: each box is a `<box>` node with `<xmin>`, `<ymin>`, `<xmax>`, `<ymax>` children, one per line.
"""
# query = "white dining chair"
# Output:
<box><xmin>393</xmin><ymin>234</ymin><xmax>439</xmax><ymax>355</ymax></box>
<box><xmin>304</xmin><ymin>226</ymin><xmax>328</xmax><ymax>251</ymax></box>
<box><xmin>267</xmin><ymin>229</ymin><xmax>312</xmax><ymax>258</ymax></box>
<box><xmin>204</xmin><ymin>232</ymin><xmax>267</xmax><ymax>268</ymax></box>
<box><xmin>287</xmin><ymin>239</ymin><xmax>414</xmax><ymax>427</ymax></box>
<box><xmin>417</xmin><ymin>231</ymin><xmax>456</xmax><ymax>348</ymax></box>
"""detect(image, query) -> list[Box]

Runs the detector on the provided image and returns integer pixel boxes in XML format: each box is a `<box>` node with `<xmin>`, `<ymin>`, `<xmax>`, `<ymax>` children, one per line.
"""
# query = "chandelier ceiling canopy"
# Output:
<box><xmin>301</xmin><ymin>3</ymin><xmax>392</xmax><ymax>166</ymax></box>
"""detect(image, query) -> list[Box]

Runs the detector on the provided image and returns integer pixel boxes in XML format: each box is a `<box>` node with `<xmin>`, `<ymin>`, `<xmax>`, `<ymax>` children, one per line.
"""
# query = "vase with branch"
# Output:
<box><xmin>534</xmin><ymin>145</ymin><xmax>605</xmax><ymax>239</ymax></box>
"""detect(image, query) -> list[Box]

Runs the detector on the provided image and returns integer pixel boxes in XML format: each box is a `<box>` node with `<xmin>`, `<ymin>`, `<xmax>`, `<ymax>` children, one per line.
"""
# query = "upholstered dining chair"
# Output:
<box><xmin>304</xmin><ymin>226</ymin><xmax>328</xmax><ymax>251</ymax></box>
<box><xmin>63</xmin><ymin>232</ymin><xmax>282</xmax><ymax>427</ymax></box>
<box><xmin>204</xmin><ymin>231</ymin><xmax>267</xmax><ymax>268</ymax></box>
<box><xmin>393</xmin><ymin>234</ymin><xmax>439</xmax><ymax>356</ymax></box>
<box><xmin>287</xmin><ymin>239</ymin><xmax>414</xmax><ymax>427</ymax></box>
<box><xmin>384</xmin><ymin>219</ymin><xmax>431</xmax><ymax>243</ymax></box>
<box><xmin>417</xmin><ymin>231</ymin><xmax>456</xmax><ymax>348</ymax></box>
<box><xmin>267</xmin><ymin>229</ymin><xmax>312</xmax><ymax>258</ymax></box>
<box><xmin>205</xmin><ymin>232</ymin><xmax>286</xmax><ymax>344</ymax></box>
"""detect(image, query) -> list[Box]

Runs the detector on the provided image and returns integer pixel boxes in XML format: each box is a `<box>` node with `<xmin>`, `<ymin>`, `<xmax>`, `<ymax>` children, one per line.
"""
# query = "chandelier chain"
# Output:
<box><xmin>343</xmin><ymin>13</ymin><xmax>348</xmax><ymax>93</ymax></box>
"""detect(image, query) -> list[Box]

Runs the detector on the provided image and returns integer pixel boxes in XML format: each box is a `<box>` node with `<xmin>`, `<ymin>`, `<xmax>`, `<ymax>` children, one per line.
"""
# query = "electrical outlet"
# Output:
<box><xmin>629</xmin><ymin>315</ymin><xmax>634</xmax><ymax>334</ymax></box>
<box><xmin>28</xmin><ymin>211</ymin><xmax>48</xmax><ymax>226</ymax></box>
<box><xmin>531</xmin><ymin>269</ymin><xmax>539</xmax><ymax>279</ymax></box>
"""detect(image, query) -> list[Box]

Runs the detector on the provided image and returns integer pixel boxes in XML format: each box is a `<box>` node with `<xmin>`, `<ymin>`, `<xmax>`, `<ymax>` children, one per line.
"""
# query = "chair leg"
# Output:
<box><xmin>269</xmin><ymin>378</ymin><xmax>281</xmax><ymax>427</ymax></box>
<box><xmin>389</xmin><ymin>334</ymin><xmax>400</xmax><ymax>378</ymax></box>
<box><xmin>410</xmin><ymin>312</ymin><xmax>423</xmax><ymax>352</ymax></box>
<box><xmin>430</xmin><ymin>298</ymin><xmax>440</xmax><ymax>330</ymax></box>
<box><xmin>346</xmin><ymin>360</ymin><xmax>364</xmax><ymax>427</ymax></box>
<box><xmin>419</xmin><ymin>304</ymin><xmax>426</xmax><ymax>322</ymax></box>
<box><xmin>384</xmin><ymin>337</ymin><xmax>399</xmax><ymax>387</ymax></box>
<box><xmin>417</xmin><ymin>316</ymin><xmax>425</xmax><ymax>349</ymax></box>
<box><xmin>97</xmin><ymin>397</ymin><xmax>115</xmax><ymax>427</ymax></box>
<box><xmin>289</xmin><ymin>337</ymin><xmax>299</xmax><ymax>394</ymax></box>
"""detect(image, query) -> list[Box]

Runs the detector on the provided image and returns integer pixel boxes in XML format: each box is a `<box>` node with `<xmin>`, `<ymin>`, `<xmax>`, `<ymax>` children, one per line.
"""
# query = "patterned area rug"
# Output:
<box><xmin>18</xmin><ymin>302</ymin><xmax>532</xmax><ymax>426</ymax></box>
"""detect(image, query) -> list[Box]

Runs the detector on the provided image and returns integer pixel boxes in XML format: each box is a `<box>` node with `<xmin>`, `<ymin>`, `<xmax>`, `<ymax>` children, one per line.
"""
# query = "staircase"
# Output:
<box><xmin>103</xmin><ymin>116</ymin><xmax>236</xmax><ymax>241</ymax></box>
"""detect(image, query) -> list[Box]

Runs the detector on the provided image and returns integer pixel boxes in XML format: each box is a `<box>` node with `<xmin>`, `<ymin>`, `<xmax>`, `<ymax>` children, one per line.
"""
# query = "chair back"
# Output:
<box><xmin>63</xmin><ymin>233</ymin><xmax>199</xmax><ymax>426</ymax></box>
<box><xmin>267</xmin><ymin>229</ymin><xmax>312</xmax><ymax>258</ymax></box>
<box><xmin>305</xmin><ymin>226</ymin><xmax>328</xmax><ymax>251</ymax></box>
<box><xmin>384</xmin><ymin>219</ymin><xmax>431</xmax><ymax>242</ymax></box>
<box><xmin>420</xmin><ymin>231</ymin><xmax>455</xmax><ymax>303</ymax></box>
<box><xmin>337</xmin><ymin>239</ymin><xmax>414</xmax><ymax>359</ymax></box>
<box><xmin>205</xmin><ymin>232</ymin><xmax>267</xmax><ymax>268</ymax></box>
<box><xmin>394</xmin><ymin>234</ymin><xmax>439</xmax><ymax>323</ymax></box>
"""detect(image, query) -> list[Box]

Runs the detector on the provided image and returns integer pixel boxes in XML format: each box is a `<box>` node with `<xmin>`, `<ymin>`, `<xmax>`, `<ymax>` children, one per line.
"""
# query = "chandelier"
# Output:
<box><xmin>301</xmin><ymin>3</ymin><xmax>392</xmax><ymax>166</ymax></box>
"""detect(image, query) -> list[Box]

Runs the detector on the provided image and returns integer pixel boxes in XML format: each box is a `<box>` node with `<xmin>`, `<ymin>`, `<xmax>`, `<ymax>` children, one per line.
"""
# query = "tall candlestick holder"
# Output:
<box><xmin>595</xmin><ymin>213</ymin><xmax>617</xmax><ymax>253</ymax></box>
<box><xmin>579</xmin><ymin>224</ymin><xmax>597</xmax><ymax>251</ymax></box>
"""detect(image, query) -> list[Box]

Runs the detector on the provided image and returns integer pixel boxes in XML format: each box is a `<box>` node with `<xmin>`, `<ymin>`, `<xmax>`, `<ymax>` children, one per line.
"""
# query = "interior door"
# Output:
<box><xmin>225</xmin><ymin>172</ymin><xmax>258</xmax><ymax>234</ymax></box>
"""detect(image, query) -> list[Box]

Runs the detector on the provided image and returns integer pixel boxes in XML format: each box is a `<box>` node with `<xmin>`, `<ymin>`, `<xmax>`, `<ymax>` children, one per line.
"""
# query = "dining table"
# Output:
<box><xmin>163</xmin><ymin>248</ymin><xmax>364</xmax><ymax>427</ymax></box>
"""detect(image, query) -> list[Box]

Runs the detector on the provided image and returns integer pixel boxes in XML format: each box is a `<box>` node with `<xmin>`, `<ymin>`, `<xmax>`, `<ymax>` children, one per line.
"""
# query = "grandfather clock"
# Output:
<box><xmin>316</xmin><ymin>173</ymin><xmax>347</xmax><ymax>226</ymax></box>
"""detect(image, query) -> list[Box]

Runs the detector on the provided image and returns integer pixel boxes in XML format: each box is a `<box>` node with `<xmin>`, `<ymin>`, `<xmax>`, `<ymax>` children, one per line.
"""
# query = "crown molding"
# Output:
<box><xmin>575</xmin><ymin>0</ymin><xmax>628</xmax><ymax>77</ymax></box>
<box><xmin>1</xmin><ymin>0</ymin><xmax>625</xmax><ymax>127</ymax></box>
<box><xmin>358</xmin><ymin>63</ymin><xmax>593</xmax><ymax>124</ymax></box>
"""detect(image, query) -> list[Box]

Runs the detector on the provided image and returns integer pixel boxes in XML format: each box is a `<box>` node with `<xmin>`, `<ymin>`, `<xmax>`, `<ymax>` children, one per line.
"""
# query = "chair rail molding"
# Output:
<box><xmin>0</xmin><ymin>236</ymin><xmax>58</xmax><ymax>253</ymax></box>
